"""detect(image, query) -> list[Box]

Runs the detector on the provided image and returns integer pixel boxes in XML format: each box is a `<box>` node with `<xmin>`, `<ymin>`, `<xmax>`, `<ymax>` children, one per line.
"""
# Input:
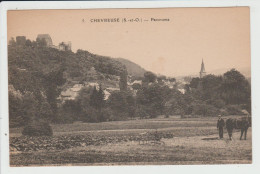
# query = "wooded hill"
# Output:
<box><xmin>8</xmin><ymin>41</ymin><xmax>138</xmax><ymax>92</ymax></box>
<box><xmin>115</xmin><ymin>58</ymin><xmax>146</xmax><ymax>77</ymax></box>
<box><xmin>8</xmin><ymin>38</ymin><xmax>142</xmax><ymax>127</ymax></box>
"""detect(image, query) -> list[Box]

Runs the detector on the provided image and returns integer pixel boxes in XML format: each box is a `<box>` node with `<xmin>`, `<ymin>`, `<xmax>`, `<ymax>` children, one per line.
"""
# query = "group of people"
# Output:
<box><xmin>217</xmin><ymin>114</ymin><xmax>251</xmax><ymax>140</ymax></box>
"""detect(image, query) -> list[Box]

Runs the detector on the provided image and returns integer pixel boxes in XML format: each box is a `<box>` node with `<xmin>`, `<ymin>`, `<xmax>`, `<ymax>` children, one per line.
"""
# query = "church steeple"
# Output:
<box><xmin>200</xmin><ymin>59</ymin><xmax>206</xmax><ymax>78</ymax></box>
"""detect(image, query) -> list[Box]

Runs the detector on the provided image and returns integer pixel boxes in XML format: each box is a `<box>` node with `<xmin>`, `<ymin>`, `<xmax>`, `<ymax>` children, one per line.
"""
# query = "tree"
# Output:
<box><xmin>9</xmin><ymin>37</ymin><xmax>16</xmax><ymax>46</ymax></box>
<box><xmin>132</xmin><ymin>83</ymin><xmax>142</xmax><ymax>90</ymax></box>
<box><xmin>201</xmin><ymin>74</ymin><xmax>222</xmax><ymax>100</ymax></box>
<box><xmin>32</xmin><ymin>41</ymin><xmax>37</xmax><ymax>48</ymax></box>
<box><xmin>79</xmin><ymin>86</ymin><xmax>103</xmax><ymax>122</ymax></box>
<box><xmin>192</xmin><ymin>103</ymin><xmax>219</xmax><ymax>117</ymax></box>
<box><xmin>16</xmin><ymin>36</ymin><xmax>26</xmax><ymax>46</ymax></box>
<box><xmin>77</xmin><ymin>86</ymin><xmax>92</xmax><ymax>109</ymax></box>
<box><xmin>125</xmin><ymin>92</ymin><xmax>136</xmax><ymax>118</ymax></box>
<box><xmin>220</xmin><ymin>69</ymin><xmax>251</xmax><ymax>105</ymax></box>
<box><xmin>21</xmin><ymin>92</ymin><xmax>39</xmax><ymax>124</ymax></box>
<box><xmin>157</xmin><ymin>75</ymin><xmax>167</xmax><ymax>83</ymax></box>
<box><xmin>189</xmin><ymin>77</ymin><xmax>200</xmax><ymax>89</ymax></box>
<box><xmin>9</xmin><ymin>91</ymin><xmax>24</xmax><ymax>127</ymax></box>
<box><xmin>37</xmin><ymin>100</ymin><xmax>53</xmax><ymax>120</ymax></box>
<box><xmin>119</xmin><ymin>69</ymin><xmax>128</xmax><ymax>91</ymax></box>
<box><xmin>97</xmin><ymin>84</ymin><xmax>105</xmax><ymax>110</ymax></box>
<box><xmin>88</xmin><ymin>85</ymin><xmax>106</xmax><ymax>121</ymax></box>
<box><xmin>163</xmin><ymin>88</ymin><xmax>186</xmax><ymax>116</ymax></box>
<box><xmin>183</xmin><ymin>76</ymin><xmax>192</xmax><ymax>83</ymax></box>
<box><xmin>184</xmin><ymin>69</ymin><xmax>251</xmax><ymax>116</ymax></box>
<box><xmin>143</xmin><ymin>71</ymin><xmax>157</xmax><ymax>83</ymax></box>
<box><xmin>89</xmin><ymin>86</ymin><xmax>98</xmax><ymax>109</ymax></box>
<box><xmin>43</xmin><ymin>68</ymin><xmax>66</xmax><ymax>119</ymax></box>
<box><xmin>107</xmin><ymin>91</ymin><xmax>136</xmax><ymax>118</ymax></box>
<box><xmin>107</xmin><ymin>91</ymin><xmax>128</xmax><ymax>114</ymax></box>
<box><xmin>25</xmin><ymin>39</ymin><xmax>32</xmax><ymax>47</ymax></box>
<box><xmin>136</xmin><ymin>83</ymin><xmax>172</xmax><ymax>117</ymax></box>
<box><xmin>168</xmin><ymin>77</ymin><xmax>176</xmax><ymax>83</ymax></box>
<box><xmin>184</xmin><ymin>84</ymin><xmax>190</xmax><ymax>93</ymax></box>
<box><xmin>75</xmin><ymin>86</ymin><xmax>94</xmax><ymax>121</ymax></box>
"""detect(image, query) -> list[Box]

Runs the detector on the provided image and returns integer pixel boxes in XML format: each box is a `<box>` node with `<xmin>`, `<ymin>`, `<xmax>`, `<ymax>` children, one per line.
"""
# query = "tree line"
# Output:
<box><xmin>57</xmin><ymin>69</ymin><xmax>251</xmax><ymax>123</ymax></box>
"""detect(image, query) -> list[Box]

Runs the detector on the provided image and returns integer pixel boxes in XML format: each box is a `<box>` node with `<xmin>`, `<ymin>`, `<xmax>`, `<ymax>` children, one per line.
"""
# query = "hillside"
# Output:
<box><xmin>115</xmin><ymin>58</ymin><xmax>146</xmax><ymax>77</ymax></box>
<box><xmin>8</xmin><ymin>45</ymin><xmax>127</xmax><ymax>96</ymax></box>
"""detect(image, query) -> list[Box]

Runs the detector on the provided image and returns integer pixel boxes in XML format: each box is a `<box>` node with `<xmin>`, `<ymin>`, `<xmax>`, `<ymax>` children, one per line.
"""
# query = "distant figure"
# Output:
<box><xmin>217</xmin><ymin>115</ymin><xmax>225</xmax><ymax>139</ymax></box>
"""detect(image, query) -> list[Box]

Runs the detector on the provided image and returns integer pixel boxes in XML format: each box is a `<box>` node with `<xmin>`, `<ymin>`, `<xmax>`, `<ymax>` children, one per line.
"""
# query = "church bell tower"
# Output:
<box><xmin>200</xmin><ymin>59</ymin><xmax>206</xmax><ymax>78</ymax></box>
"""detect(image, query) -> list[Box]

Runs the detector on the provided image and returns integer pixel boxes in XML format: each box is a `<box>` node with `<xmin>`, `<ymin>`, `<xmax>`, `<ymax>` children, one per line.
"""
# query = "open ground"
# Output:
<box><xmin>9</xmin><ymin>116</ymin><xmax>252</xmax><ymax>166</ymax></box>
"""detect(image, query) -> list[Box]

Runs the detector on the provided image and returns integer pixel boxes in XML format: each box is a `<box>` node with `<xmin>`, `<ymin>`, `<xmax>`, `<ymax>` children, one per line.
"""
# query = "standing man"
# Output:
<box><xmin>217</xmin><ymin>115</ymin><xmax>225</xmax><ymax>139</ymax></box>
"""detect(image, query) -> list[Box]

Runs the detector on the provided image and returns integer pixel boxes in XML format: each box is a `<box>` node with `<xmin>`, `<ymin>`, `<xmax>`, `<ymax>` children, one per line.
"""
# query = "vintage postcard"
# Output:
<box><xmin>6</xmin><ymin>7</ymin><xmax>252</xmax><ymax>167</ymax></box>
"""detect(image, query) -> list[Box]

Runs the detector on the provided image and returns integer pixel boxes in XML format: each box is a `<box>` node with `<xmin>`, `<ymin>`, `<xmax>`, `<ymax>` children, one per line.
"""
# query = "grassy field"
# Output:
<box><xmin>9</xmin><ymin>115</ymin><xmax>252</xmax><ymax>166</ymax></box>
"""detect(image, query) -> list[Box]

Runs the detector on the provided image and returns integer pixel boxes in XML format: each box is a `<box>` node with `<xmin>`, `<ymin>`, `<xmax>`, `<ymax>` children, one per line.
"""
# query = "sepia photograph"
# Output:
<box><xmin>6</xmin><ymin>7</ymin><xmax>252</xmax><ymax>167</ymax></box>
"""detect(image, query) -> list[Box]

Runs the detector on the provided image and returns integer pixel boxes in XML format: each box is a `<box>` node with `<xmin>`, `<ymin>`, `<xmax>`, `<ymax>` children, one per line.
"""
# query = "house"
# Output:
<box><xmin>59</xmin><ymin>41</ymin><xmax>72</xmax><ymax>51</ymax></box>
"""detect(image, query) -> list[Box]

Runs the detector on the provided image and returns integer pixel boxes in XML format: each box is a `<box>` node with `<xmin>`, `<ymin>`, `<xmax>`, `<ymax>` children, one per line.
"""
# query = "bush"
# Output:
<box><xmin>219</xmin><ymin>109</ymin><xmax>229</xmax><ymax>116</ymax></box>
<box><xmin>100</xmin><ymin>108</ymin><xmax>114</xmax><ymax>122</ymax></box>
<box><xmin>83</xmin><ymin>108</ymin><xmax>99</xmax><ymax>123</ymax></box>
<box><xmin>53</xmin><ymin>112</ymin><xmax>74</xmax><ymax>124</ymax></box>
<box><xmin>22</xmin><ymin>120</ymin><xmax>53</xmax><ymax>136</ymax></box>
<box><xmin>225</xmin><ymin>105</ymin><xmax>243</xmax><ymax>115</ymax></box>
<box><xmin>135</xmin><ymin>106</ymin><xmax>149</xmax><ymax>119</ymax></box>
<box><xmin>106</xmin><ymin>112</ymin><xmax>128</xmax><ymax>121</ymax></box>
<box><xmin>207</xmin><ymin>99</ymin><xmax>225</xmax><ymax>109</ymax></box>
<box><xmin>9</xmin><ymin>116</ymin><xmax>24</xmax><ymax>128</ymax></box>
<box><xmin>192</xmin><ymin>103</ymin><xmax>220</xmax><ymax>117</ymax></box>
<box><xmin>59</xmin><ymin>100</ymin><xmax>82</xmax><ymax>122</ymax></box>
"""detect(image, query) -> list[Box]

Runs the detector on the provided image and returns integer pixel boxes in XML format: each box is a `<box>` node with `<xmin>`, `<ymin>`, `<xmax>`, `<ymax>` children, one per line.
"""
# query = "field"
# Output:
<box><xmin>9</xmin><ymin>116</ymin><xmax>252</xmax><ymax>166</ymax></box>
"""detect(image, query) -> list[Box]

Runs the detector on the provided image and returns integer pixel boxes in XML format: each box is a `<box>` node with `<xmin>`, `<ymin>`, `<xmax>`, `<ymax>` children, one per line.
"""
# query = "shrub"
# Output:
<box><xmin>22</xmin><ymin>120</ymin><xmax>53</xmax><ymax>136</ymax></box>
<box><xmin>219</xmin><ymin>109</ymin><xmax>229</xmax><ymax>116</ymax></box>
<box><xmin>135</xmin><ymin>106</ymin><xmax>149</xmax><ymax>119</ymax></box>
<box><xmin>53</xmin><ymin>112</ymin><xmax>74</xmax><ymax>124</ymax></box>
<box><xmin>192</xmin><ymin>103</ymin><xmax>220</xmax><ymax>117</ymax></box>
<box><xmin>225</xmin><ymin>105</ymin><xmax>243</xmax><ymax>115</ymax></box>
<box><xmin>207</xmin><ymin>99</ymin><xmax>225</xmax><ymax>109</ymax></box>
<box><xmin>100</xmin><ymin>108</ymin><xmax>114</xmax><ymax>122</ymax></box>
<box><xmin>83</xmin><ymin>108</ymin><xmax>99</xmax><ymax>123</ymax></box>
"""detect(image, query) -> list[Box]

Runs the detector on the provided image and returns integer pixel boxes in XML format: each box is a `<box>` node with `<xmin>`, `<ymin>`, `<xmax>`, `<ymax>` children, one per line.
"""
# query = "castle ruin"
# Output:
<box><xmin>36</xmin><ymin>34</ymin><xmax>71</xmax><ymax>51</ymax></box>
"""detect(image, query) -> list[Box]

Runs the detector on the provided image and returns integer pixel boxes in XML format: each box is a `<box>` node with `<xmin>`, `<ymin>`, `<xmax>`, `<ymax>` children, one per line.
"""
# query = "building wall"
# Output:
<box><xmin>58</xmin><ymin>42</ymin><xmax>71</xmax><ymax>51</ymax></box>
<box><xmin>200</xmin><ymin>72</ymin><xmax>206</xmax><ymax>78</ymax></box>
<box><xmin>36</xmin><ymin>34</ymin><xmax>53</xmax><ymax>47</ymax></box>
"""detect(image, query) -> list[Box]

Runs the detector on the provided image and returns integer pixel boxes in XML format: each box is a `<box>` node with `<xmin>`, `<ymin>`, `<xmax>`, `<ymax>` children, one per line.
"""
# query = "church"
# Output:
<box><xmin>199</xmin><ymin>59</ymin><xmax>206</xmax><ymax>78</ymax></box>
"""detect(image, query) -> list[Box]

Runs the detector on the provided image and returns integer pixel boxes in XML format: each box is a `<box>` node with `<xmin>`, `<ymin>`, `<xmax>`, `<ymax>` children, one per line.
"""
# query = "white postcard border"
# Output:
<box><xmin>1</xmin><ymin>1</ymin><xmax>260</xmax><ymax>174</ymax></box>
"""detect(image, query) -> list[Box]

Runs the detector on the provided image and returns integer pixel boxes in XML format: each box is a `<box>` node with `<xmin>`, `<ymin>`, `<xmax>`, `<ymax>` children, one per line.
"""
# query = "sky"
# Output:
<box><xmin>7</xmin><ymin>7</ymin><xmax>250</xmax><ymax>76</ymax></box>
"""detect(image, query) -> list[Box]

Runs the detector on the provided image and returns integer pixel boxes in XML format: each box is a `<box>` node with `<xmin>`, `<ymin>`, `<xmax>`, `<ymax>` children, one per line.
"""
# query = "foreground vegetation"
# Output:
<box><xmin>9</xmin><ymin>116</ymin><xmax>251</xmax><ymax>166</ymax></box>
